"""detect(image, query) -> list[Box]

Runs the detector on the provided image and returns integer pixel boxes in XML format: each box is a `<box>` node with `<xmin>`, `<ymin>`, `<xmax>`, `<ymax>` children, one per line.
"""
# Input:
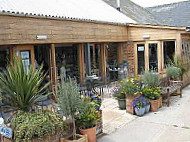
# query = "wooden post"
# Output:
<box><xmin>78</xmin><ymin>44</ymin><xmax>85</xmax><ymax>83</ymax></box>
<box><xmin>158</xmin><ymin>41</ymin><xmax>162</xmax><ymax>72</ymax></box>
<box><xmin>50</xmin><ymin>44</ymin><xmax>57</xmax><ymax>86</ymax></box>
<box><xmin>9</xmin><ymin>47</ymin><xmax>14</xmax><ymax>63</ymax></box>
<box><xmin>134</xmin><ymin>43</ymin><xmax>138</xmax><ymax>76</ymax></box>
<box><xmin>100</xmin><ymin>43</ymin><xmax>107</xmax><ymax>83</ymax></box>
<box><xmin>117</xmin><ymin>43</ymin><xmax>123</xmax><ymax>65</ymax></box>
<box><xmin>91</xmin><ymin>44</ymin><xmax>96</xmax><ymax>68</ymax></box>
<box><xmin>145</xmin><ymin>41</ymin><xmax>149</xmax><ymax>72</ymax></box>
<box><xmin>176</xmin><ymin>33</ymin><xmax>182</xmax><ymax>57</ymax></box>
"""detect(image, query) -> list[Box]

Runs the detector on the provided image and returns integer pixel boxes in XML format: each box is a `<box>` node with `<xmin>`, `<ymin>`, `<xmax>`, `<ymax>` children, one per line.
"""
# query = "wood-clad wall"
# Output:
<box><xmin>128</xmin><ymin>26</ymin><xmax>185</xmax><ymax>41</ymax></box>
<box><xmin>0</xmin><ymin>15</ymin><xmax>128</xmax><ymax>45</ymax></box>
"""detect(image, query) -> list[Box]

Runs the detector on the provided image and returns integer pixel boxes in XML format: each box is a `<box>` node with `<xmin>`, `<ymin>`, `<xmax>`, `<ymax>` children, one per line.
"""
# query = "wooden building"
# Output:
<box><xmin>0</xmin><ymin>0</ymin><xmax>190</xmax><ymax>88</ymax></box>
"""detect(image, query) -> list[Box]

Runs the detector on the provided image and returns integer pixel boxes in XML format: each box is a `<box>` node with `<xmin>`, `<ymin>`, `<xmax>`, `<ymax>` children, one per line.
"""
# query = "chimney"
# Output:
<box><xmin>116</xmin><ymin>0</ymin><xmax>120</xmax><ymax>11</ymax></box>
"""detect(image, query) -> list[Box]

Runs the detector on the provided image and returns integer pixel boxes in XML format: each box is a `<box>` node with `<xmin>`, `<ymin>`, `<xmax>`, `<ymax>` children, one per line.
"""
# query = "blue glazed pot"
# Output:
<box><xmin>135</xmin><ymin>107</ymin><xmax>145</xmax><ymax>116</ymax></box>
<box><xmin>145</xmin><ymin>104</ymin><xmax>150</xmax><ymax>113</ymax></box>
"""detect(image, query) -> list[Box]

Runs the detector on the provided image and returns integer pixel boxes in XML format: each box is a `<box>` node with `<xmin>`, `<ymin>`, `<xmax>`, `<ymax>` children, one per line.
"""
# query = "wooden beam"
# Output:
<box><xmin>78</xmin><ymin>44</ymin><xmax>85</xmax><ymax>83</ymax></box>
<box><xmin>117</xmin><ymin>43</ymin><xmax>123</xmax><ymax>65</ymax></box>
<box><xmin>50</xmin><ymin>44</ymin><xmax>57</xmax><ymax>86</ymax></box>
<box><xmin>100</xmin><ymin>43</ymin><xmax>107</xmax><ymax>83</ymax></box>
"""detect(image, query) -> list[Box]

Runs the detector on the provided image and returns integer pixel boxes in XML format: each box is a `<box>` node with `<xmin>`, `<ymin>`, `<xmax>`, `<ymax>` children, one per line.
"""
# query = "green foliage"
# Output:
<box><xmin>119</xmin><ymin>77</ymin><xmax>142</xmax><ymax>96</ymax></box>
<box><xmin>56</xmin><ymin>76</ymin><xmax>82</xmax><ymax>139</ymax></box>
<box><xmin>143</xmin><ymin>71</ymin><xmax>160</xmax><ymax>87</ymax></box>
<box><xmin>142</xmin><ymin>87</ymin><xmax>161</xmax><ymax>100</ymax></box>
<box><xmin>11</xmin><ymin>110</ymin><xmax>67</xmax><ymax>142</ymax></box>
<box><xmin>166</xmin><ymin>66</ymin><xmax>181</xmax><ymax>80</ymax></box>
<box><xmin>76</xmin><ymin>102</ymin><xmax>100</xmax><ymax>129</ymax></box>
<box><xmin>0</xmin><ymin>56</ymin><xmax>49</xmax><ymax>112</ymax></box>
<box><xmin>115</xmin><ymin>90</ymin><xmax>126</xmax><ymax>99</ymax></box>
<box><xmin>169</xmin><ymin>56</ymin><xmax>190</xmax><ymax>79</ymax></box>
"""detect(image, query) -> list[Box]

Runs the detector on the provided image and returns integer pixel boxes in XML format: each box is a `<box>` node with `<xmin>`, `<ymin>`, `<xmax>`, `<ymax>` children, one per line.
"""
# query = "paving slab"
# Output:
<box><xmin>99</xmin><ymin>85</ymin><xmax>190</xmax><ymax>142</ymax></box>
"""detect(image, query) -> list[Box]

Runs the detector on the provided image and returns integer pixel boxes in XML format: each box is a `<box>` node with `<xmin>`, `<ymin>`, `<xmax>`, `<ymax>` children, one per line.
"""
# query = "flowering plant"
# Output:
<box><xmin>88</xmin><ymin>92</ymin><xmax>101</xmax><ymax>110</ymax></box>
<box><xmin>132</xmin><ymin>96</ymin><xmax>148</xmax><ymax>109</ymax></box>
<box><xmin>142</xmin><ymin>87</ymin><xmax>161</xmax><ymax>100</ymax></box>
<box><xmin>120</xmin><ymin>77</ymin><xmax>143</xmax><ymax>96</ymax></box>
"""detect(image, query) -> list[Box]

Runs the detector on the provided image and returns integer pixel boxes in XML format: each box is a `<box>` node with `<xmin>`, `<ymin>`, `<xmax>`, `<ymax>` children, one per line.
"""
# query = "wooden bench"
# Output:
<box><xmin>160</xmin><ymin>77</ymin><xmax>183</xmax><ymax>107</ymax></box>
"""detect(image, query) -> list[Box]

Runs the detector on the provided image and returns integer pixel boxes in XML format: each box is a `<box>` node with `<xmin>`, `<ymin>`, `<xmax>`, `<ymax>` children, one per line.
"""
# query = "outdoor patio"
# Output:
<box><xmin>99</xmin><ymin>85</ymin><xmax>190</xmax><ymax>142</ymax></box>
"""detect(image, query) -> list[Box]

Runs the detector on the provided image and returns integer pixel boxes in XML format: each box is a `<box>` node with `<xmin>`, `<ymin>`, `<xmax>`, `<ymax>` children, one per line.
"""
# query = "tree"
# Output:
<box><xmin>57</xmin><ymin>76</ymin><xmax>82</xmax><ymax>140</ymax></box>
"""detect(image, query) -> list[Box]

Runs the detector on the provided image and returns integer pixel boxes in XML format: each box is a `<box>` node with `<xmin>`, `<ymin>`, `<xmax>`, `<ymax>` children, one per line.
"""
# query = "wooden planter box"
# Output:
<box><xmin>3</xmin><ymin>133</ymin><xmax>60</xmax><ymax>142</ymax></box>
<box><xmin>60</xmin><ymin>134</ymin><xmax>88</xmax><ymax>142</ymax></box>
<box><xmin>126</xmin><ymin>95</ymin><xmax>136</xmax><ymax>114</ymax></box>
<box><xmin>96</xmin><ymin>110</ymin><xmax>103</xmax><ymax>136</ymax></box>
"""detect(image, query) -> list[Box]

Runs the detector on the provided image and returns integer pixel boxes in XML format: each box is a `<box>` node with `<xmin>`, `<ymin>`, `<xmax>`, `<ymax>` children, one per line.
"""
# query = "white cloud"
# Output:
<box><xmin>131</xmin><ymin>0</ymin><xmax>187</xmax><ymax>7</ymax></box>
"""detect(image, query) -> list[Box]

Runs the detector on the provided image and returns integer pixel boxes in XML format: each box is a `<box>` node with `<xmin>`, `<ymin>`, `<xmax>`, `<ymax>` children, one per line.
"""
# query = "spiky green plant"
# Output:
<box><xmin>0</xmin><ymin>56</ymin><xmax>50</xmax><ymax>112</ymax></box>
<box><xmin>57</xmin><ymin>76</ymin><xmax>82</xmax><ymax>140</ymax></box>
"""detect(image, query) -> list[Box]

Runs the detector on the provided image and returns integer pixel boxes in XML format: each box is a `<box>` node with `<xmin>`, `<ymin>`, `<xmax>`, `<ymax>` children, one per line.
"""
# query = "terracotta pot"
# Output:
<box><xmin>150</xmin><ymin>99</ymin><xmax>159</xmax><ymax>112</ymax></box>
<box><xmin>158</xmin><ymin>96</ymin><xmax>162</xmax><ymax>108</ymax></box>
<box><xmin>126</xmin><ymin>95</ymin><xmax>136</xmax><ymax>114</ymax></box>
<box><xmin>80</xmin><ymin>127</ymin><xmax>96</xmax><ymax>142</ymax></box>
<box><xmin>60</xmin><ymin>134</ymin><xmax>87</xmax><ymax>142</ymax></box>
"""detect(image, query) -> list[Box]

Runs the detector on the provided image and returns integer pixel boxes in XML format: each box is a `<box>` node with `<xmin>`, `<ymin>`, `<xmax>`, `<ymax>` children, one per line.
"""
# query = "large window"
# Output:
<box><xmin>137</xmin><ymin>44</ymin><xmax>145</xmax><ymax>74</ymax></box>
<box><xmin>164</xmin><ymin>41</ymin><xmax>175</xmax><ymax>66</ymax></box>
<box><xmin>149</xmin><ymin>43</ymin><xmax>158</xmax><ymax>71</ymax></box>
<box><xmin>182</xmin><ymin>40</ymin><xmax>190</xmax><ymax>62</ymax></box>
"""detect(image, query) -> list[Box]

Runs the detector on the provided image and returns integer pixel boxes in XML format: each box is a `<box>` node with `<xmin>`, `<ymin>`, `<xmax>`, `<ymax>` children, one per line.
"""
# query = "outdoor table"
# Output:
<box><xmin>108</xmin><ymin>68</ymin><xmax>119</xmax><ymax>81</ymax></box>
<box><xmin>85</xmin><ymin>75</ymin><xmax>101</xmax><ymax>92</ymax></box>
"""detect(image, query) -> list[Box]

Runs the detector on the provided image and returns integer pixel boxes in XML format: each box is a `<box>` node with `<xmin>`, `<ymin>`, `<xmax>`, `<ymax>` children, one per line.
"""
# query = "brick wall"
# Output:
<box><xmin>123</xmin><ymin>42</ymin><xmax>135</xmax><ymax>77</ymax></box>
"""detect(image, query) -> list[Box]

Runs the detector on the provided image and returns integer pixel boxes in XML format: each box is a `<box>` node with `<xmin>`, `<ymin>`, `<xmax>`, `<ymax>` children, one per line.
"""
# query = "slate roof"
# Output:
<box><xmin>103</xmin><ymin>0</ymin><xmax>161</xmax><ymax>25</ymax></box>
<box><xmin>147</xmin><ymin>1</ymin><xmax>190</xmax><ymax>27</ymax></box>
<box><xmin>0</xmin><ymin>0</ymin><xmax>136</xmax><ymax>25</ymax></box>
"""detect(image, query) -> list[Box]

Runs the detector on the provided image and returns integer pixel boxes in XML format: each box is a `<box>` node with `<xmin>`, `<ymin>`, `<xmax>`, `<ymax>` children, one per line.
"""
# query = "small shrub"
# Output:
<box><xmin>143</xmin><ymin>71</ymin><xmax>160</xmax><ymax>87</ymax></box>
<box><xmin>119</xmin><ymin>77</ymin><xmax>143</xmax><ymax>96</ymax></box>
<box><xmin>11</xmin><ymin>110</ymin><xmax>67</xmax><ymax>142</ymax></box>
<box><xmin>166</xmin><ymin>66</ymin><xmax>181</xmax><ymax>80</ymax></box>
<box><xmin>57</xmin><ymin>76</ymin><xmax>83</xmax><ymax>140</ymax></box>
<box><xmin>76</xmin><ymin>102</ymin><xmax>100</xmax><ymax>129</ymax></box>
<box><xmin>142</xmin><ymin>87</ymin><xmax>161</xmax><ymax>100</ymax></box>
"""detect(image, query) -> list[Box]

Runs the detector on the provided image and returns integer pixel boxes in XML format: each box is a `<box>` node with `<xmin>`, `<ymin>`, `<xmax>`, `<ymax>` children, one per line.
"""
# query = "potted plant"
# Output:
<box><xmin>0</xmin><ymin>56</ymin><xmax>50</xmax><ymax>112</ymax></box>
<box><xmin>76</xmin><ymin>102</ymin><xmax>100</xmax><ymax>142</ymax></box>
<box><xmin>11</xmin><ymin>110</ymin><xmax>67</xmax><ymax>142</ymax></box>
<box><xmin>142</xmin><ymin>87</ymin><xmax>161</xmax><ymax>112</ymax></box>
<box><xmin>142</xmin><ymin>71</ymin><xmax>162</xmax><ymax>111</ymax></box>
<box><xmin>89</xmin><ymin>92</ymin><xmax>102</xmax><ymax>111</ymax></box>
<box><xmin>57</xmin><ymin>77</ymin><xmax>86</xmax><ymax>142</ymax></box>
<box><xmin>119</xmin><ymin>77</ymin><xmax>143</xmax><ymax>114</ymax></box>
<box><xmin>132</xmin><ymin>96</ymin><xmax>148</xmax><ymax>116</ymax></box>
<box><xmin>114</xmin><ymin>88</ymin><xmax>126</xmax><ymax>110</ymax></box>
<box><xmin>169</xmin><ymin>56</ymin><xmax>190</xmax><ymax>81</ymax></box>
<box><xmin>166</xmin><ymin>66</ymin><xmax>181</xmax><ymax>80</ymax></box>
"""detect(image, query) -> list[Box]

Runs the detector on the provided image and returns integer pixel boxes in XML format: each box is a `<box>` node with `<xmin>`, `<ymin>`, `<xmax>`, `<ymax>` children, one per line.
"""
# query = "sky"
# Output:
<box><xmin>131</xmin><ymin>0</ymin><xmax>188</xmax><ymax>7</ymax></box>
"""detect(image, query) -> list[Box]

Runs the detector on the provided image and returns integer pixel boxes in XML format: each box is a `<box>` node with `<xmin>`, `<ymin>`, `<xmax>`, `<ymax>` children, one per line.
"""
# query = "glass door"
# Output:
<box><xmin>137</xmin><ymin>44</ymin><xmax>145</xmax><ymax>74</ymax></box>
<box><xmin>20</xmin><ymin>50</ymin><xmax>31</xmax><ymax>73</ymax></box>
<box><xmin>149</xmin><ymin>43</ymin><xmax>158</xmax><ymax>71</ymax></box>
